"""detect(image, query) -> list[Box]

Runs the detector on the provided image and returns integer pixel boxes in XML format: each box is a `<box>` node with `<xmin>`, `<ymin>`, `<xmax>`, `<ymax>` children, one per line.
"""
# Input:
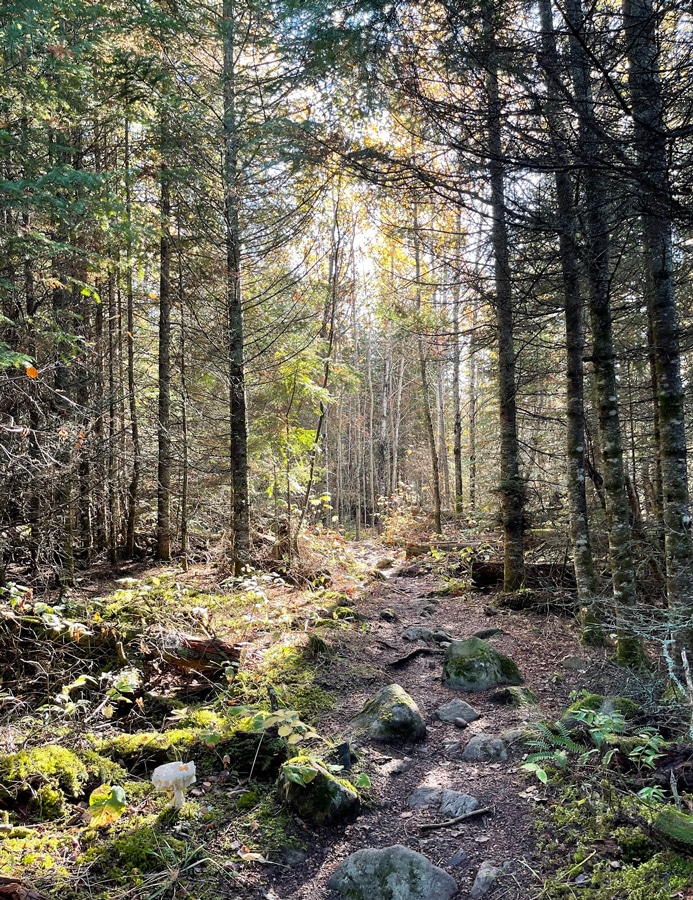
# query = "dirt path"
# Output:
<box><xmin>262</xmin><ymin>558</ymin><xmax>639</xmax><ymax>900</ymax></box>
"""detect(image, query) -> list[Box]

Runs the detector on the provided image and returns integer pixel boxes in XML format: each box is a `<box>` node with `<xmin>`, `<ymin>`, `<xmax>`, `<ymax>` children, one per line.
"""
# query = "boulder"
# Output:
<box><xmin>350</xmin><ymin>684</ymin><xmax>427</xmax><ymax>744</ymax></box>
<box><xmin>328</xmin><ymin>845</ymin><xmax>458</xmax><ymax>900</ymax></box>
<box><xmin>470</xmin><ymin>861</ymin><xmax>503</xmax><ymax>899</ymax></box>
<box><xmin>435</xmin><ymin>698</ymin><xmax>481</xmax><ymax>724</ymax></box>
<box><xmin>442</xmin><ymin>637</ymin><xmax>522</xmax><ymax>691</ymax></box>
<box><xmin>278</xmin><ymin>757</ymin><xmax>359</xmax><ymax>825</ymax></box>
<box><xmin>460</xmin><ymin>734</ymin><xmax>508</xmax><ymax>762</ymax></box>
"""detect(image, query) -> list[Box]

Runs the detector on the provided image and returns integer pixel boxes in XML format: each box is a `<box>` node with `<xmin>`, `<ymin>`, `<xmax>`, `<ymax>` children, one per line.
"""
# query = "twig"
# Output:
<box><xmin>419</xmin><ymin>806</ymin><xmax>491</xmax><ymax>831</ymax></box>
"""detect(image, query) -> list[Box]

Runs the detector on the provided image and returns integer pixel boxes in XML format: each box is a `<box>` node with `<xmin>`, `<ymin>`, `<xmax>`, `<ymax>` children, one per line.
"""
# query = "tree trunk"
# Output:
<box><xmin>124</xmin><ymin>116</ymin><xmax>140</xmax><ymax>559</ymax></box>
<box><xmin>484</xmin><ymin>6</ymin><xmax>524</xmax><ymax>589</ymax></box>
<box><xmin>223</xmin><ymin>0</ymin><xmax>250</xmax><ymax>573</ymax></box>
<box><xmin>156</xmin><ymin>140</ymin><xmax>172</xmax><ymax>562</ymax></box>
<box><xmin>624</xmin><ymin>0</ymin><xmax>693</xmax><ymax>651</ymax></box>
<box><xmin>452</xmin><ymin>212</ymin><xmax>464</xmax><ymax>517</ymax></box>
<box><xmin>566</xmin><ymin>0</ymin><xmax>643</xmax><ymax>665</ymax></box>
<box><xmin>537</xmin><ymin>0</ymin><xmax>598</xmax><ymax>630</ymax></box>
<box><xmin>413</xmin><ymin>203</ymin><xmax>443</xmax><ymax>535</ymax></box>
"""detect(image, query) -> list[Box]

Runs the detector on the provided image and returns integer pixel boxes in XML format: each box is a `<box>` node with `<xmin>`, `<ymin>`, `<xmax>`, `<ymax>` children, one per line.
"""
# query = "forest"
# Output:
<box><xmin>3</xmin><ymin>0</ymin><xmax>693</xmax><ymax>898</ymax></box>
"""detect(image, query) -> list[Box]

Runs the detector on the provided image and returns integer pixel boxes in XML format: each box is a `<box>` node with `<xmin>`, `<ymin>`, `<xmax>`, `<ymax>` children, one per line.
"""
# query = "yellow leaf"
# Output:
<box><xmin>25</xmin><ymin>365</ymin><xmax>38</xmax><ymax>378</ymax></box>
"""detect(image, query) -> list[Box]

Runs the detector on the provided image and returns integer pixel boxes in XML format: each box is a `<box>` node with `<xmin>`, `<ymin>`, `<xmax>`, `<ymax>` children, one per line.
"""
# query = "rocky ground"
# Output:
<box><xmin>260</xmin><ymin>547</ymin><xmax>654</xmax><ymax>900</ymax></box>
<box><xmin>1</xmin><ymin>537</ymin><xmax>683</xmax><ymax>900</ymax></box>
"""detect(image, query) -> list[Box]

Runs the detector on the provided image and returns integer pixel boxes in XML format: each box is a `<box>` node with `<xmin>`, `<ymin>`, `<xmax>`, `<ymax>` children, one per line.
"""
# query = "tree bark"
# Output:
<box><xmin>484</xmin><ymin>5</ymin><xmax>525</xmax><ymax>589</ymax></box>
<box><xmin>156</xmin><ymin>139</ymin><xmax>172</xmax><ymax>562</ymax></box>
<box><xmin>452</xmin><ymin>212</ymin><xmax>464</xmax><ymax>517</ymax></box>
<box><xmin>413</xmin><ymin>202</ymin><xmax>443</xmax><ymax>535</ymax></box>
<box><xmin>537</xmin><ymin>0</ymin><xmax>598</xmax><ymax>630</ymax></box>
<box><xmin>624</xmin><ymin>0</ymin><xmax>693</xmax><ymax>649</ymax></box>
<box><xmin>566</xmin><ymin>0</ymin><xmax>643</xmax><ymax>665</ymax></box>
<box><xmin>223</xmin><ymin>0</ymin><xmax>250</xmax><ymax>573</ymax></box>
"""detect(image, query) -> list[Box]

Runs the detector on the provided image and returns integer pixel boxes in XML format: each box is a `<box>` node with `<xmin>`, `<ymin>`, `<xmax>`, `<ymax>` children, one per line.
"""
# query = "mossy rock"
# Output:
<box><xmin>653</xmin><ymin>809</ymin><xmax>693</xmax><ymax>853</ymax></box>
<box><xmin>489</xmin><ymin>686</ymin><xmax>538</xmax><ymax>707</ymax></box>
<box><xmin>442</xmin><ymin>637</ymin><xmax>522</xmax><ymax>691</ymax></box>
<box><xmin>350</xmin><ymin>684</ymin><xmax>426</xmax><ymax>744</ymax></box>
<box><xmin>559</xmin><ymin>693</ymin><xmax>640</xmax><ymax>731</ymax></box>
<box><xmin>278</xmin><ymin>757</ymin><xmax>360</xmax><ymax>825</ymax></box>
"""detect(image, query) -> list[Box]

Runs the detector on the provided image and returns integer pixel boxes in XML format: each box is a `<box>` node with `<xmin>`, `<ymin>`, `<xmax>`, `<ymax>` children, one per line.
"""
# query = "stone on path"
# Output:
<box><xmin>470</xmin><ymin>861</ymin><xmax>504</xmax><ymax>899</ymax></box>
<box><xmin>406</xmin><ymin>787</ymin><xmax>479</xmax><ymax>818</ymax></box>
<box><xmin>404</xmin><ymin>626</ymin><xmax>434</xmax><ymax>642</ymax></box>
<box><xmin>407</xmin><ymin>787</ymin><xmax>441</xmax><ymax>808</ymax></box>
<box><xmin>350</xmin><ymin>684</ymin><xmax>427</xmax><ymax>744</ymax></box>
<box><xmin>442</xmin><ymin>637</ymin><xmax>522</xmax><ymax>691</ymax></box>
<box><xmin>328</xmin><ymin>845</ymin><xmax>458</xmax><ymax>900</ymax></box>
<box><xmin>447</xmin><ymin>848</ymin><xmax>469</xmax><ymax>868</ymax></box>
<box><xmin>380</xmin><ymin>608</ymin><xmax>399</xmax><ymax>622</ymax></box>
<box><xmin>461</xmin><ymin>734</ymin><xmax>508</xmax><ymax>762</ymax></box>
<box><xmin>436</xmin><ymin>698</ymin><xmax>480</xmax><ymax>724</ymax></box>
<box><xmin>439</xmin><ymin>789</ymin><xmax>479</xmax><ymax>817</ymax></box>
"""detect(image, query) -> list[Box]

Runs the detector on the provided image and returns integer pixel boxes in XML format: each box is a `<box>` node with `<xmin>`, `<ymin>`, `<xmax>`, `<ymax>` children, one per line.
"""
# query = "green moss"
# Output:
<box><xmin>34</xmin><ymin>784</ymin><xmax>67</xmax><ymax>819</ymax></box>
<box><xmin>233</xmin><ymin>791</ymin><xmax>305</xmax><ymax>859</ymax></box>
<box><xmin>0</xmin><ymin>746</ymin><xmax>88</xmax><ymax>798</ymax></box>
<box><xmin>443</xmin><ymin>637</ymin><xmax>523</xmax><ymax>691</ymax></box>
<box><xmin>278</xmin><ymin>755</ymin><xmax>359</xmax><ymax>824</ymax></box>
<box><xmin>653</xmin><ymin>809</ymin><xmax>693</xmax><ymax>850</ymax></box>
<box><xmin>232</xmin><ymin>641</ymin><xmax>334</xmax><ymax>722</ymax></box>
<box><xmin>0</xmin><ymin>829</ymin><xmax>72</xmax><ymax>878</ymax></box>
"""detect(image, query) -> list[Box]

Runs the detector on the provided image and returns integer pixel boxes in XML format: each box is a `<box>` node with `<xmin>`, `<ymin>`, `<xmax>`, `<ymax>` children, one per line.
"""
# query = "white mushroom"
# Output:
<box><xmin>151</xmin><ymin>761</ymin><xmax>196</xmax><ymax>809</ymax></box>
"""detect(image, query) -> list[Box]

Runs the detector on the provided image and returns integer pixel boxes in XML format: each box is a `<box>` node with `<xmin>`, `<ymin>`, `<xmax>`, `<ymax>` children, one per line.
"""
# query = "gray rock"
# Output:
<box><xmin>499</xmin><ymin>727</ymin><xmax>528</xmax><ymax>745</ymax></box>
<box><xmin>432</xmin><ymin>630</ymin><xmax>454</xmax><ymax>643</ymax></box>
<box><xmin>460</xmin><ymin>734</ymin><xmax>508</xmax><ymax>762</ymax></box>
<box><xmin>350</xmin><ymin>684</ymin><xmax>427</xmax><ymax>744</ymax></box>
<box><xmin>443</xmin><ymin>741</ymin><xmax>463</xmax><ymax>756</ymax></box>
<box><xmin>381</xmin><ymin>607</ymin><xmax>399</xmax><ymax>622</ymax></box>
<box><xmin>439</xmin><ymin>789</ymin><xmax>479</xmax><ymax>818</ymax></box>
<box><xmin>404</xmin><ymin>626</ymin><xmax>434</xmax><ymax>642</ymax></box>
<box><xmin>447</xmin><ymin>848</ymin><xmax>469</xmax><ymax>868</ymax></box>
<box><xmin>560</xmin><ymin>655</ymin><xmax>588</xmax><ymax>671</ymax></box>
<box><xmin>407</xmin><ymin>787</ymin><xmax>442</xmax><ymax>808</ymax></box>
<box><xmin>436</xmin><ymin>698</ymin><xmax>481</xmax><ymax>724</ymax></box>
<box><xmin>328</xmin><ymin>844</ymin><xmax>458</xmax><ymax>900</ymax></box>
<box><xmin>470</xmin><ymin>861</ymin><xmax>503</xmax><ymax>899</ymax></box>
<box><xmin>442</xmin><ymin>637</ymin><xmax>522</xmax><ymax>692</ymax></box>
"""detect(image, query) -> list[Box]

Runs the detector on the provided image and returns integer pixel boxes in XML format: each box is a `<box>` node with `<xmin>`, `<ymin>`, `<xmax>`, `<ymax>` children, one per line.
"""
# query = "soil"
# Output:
<box><xmin>252</xmin><ymin>542</ymin><xmax>651</xmax><ymax>900</ymax></box>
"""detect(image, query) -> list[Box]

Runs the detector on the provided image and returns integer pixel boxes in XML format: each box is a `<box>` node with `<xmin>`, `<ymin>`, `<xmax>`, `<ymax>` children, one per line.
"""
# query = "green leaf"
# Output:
<box><xmin>354</xmin><ymin>773</ymin><xmax>371</xmax><ymax>789</ymax></box>
<box><xmin>88</xmin><ymin>785</ymin><xmax>127</xmax><ymax>827</ymax></box>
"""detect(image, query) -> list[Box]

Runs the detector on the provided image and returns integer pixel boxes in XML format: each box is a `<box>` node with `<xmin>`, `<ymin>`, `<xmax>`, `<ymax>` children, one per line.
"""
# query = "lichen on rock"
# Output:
<box><xmin>278</xmin><ymin>756</ymin><xmax>360</xmax><ymax>824</ymax></box>
<box><xmin>442</xmin><ymin>637</ymin><xmax>522</xmax><ymax>691</ymax></box>
<box><xmin>349</xmin><ymin>684</ymin><xmax>426</xmax><ymax>744</ymax></box>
